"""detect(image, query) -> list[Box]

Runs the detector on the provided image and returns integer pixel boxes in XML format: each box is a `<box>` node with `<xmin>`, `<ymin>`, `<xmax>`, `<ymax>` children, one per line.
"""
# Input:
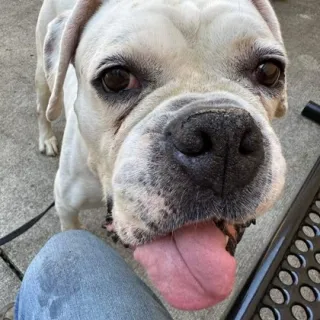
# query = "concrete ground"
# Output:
<box><xmin>1</xmin><ymin>0</ymin><xmax>320</xmax><ymax>319</ymax></box>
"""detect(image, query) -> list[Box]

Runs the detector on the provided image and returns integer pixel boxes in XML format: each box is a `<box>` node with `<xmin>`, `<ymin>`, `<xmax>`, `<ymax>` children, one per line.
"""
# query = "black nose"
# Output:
<box><xmin>165</xmin><ymin>108</ymin><xmax>265</xmax><ymax>195</ymax></box>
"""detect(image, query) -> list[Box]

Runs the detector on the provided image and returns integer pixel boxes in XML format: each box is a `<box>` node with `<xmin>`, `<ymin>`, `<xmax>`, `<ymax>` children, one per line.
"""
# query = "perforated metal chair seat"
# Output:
<box><xmin>227</xmin><ymin>157</ymin><xmax>320</xmax><ymax>320</ymax></box>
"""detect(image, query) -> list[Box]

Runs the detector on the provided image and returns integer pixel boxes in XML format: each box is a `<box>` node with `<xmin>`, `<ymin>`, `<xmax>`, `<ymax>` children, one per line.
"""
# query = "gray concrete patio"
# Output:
<box><xmin>1</xmin><ymin>0</ymin><xmax>320</xmax><ymax>319</ymax></box>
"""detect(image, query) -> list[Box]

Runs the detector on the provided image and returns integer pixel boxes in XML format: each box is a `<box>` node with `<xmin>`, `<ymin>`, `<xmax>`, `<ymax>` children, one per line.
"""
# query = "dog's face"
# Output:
<box><xmin>44</xmin><ymin>0</ymin><xmax>287</xmax><ymax>310</ymax></box>
<box><xmin>70</xmin><ymin>0</ymin><xmax>287</xmax><ymax>245</ymax></box>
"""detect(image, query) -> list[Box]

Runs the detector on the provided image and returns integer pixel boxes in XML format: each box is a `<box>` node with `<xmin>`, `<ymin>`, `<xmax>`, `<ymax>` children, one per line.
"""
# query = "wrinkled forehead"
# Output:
<box><xmin>77</xmin><ymin>0</ymin><xmax>282</xmax><ymax>76</ymax></box>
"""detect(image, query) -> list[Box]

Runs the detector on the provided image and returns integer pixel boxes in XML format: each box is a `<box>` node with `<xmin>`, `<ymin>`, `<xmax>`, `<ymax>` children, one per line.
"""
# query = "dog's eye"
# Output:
<box><xmin>255</xmin><ymin>62</ymin><xmax>281</xmax><ymax>87</ymax></box>
<box><xmin>102</xmin><ymin>68</ymin><xmax>139</xmax><ymax>92</ymax></box>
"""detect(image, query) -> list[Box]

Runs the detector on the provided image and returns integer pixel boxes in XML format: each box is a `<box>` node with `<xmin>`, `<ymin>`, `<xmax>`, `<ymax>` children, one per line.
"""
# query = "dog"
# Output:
<box><xmin>35</xmin><ymin>0</ymin><xmax>287</xmax><ymax>311</ymax></box>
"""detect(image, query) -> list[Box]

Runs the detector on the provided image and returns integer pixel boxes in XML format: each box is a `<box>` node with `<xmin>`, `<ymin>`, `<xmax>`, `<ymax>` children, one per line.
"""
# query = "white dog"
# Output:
<box><xmin>35</xmin><ymin>0</ymin><xmax>287</xmax><ymax>310</ymax></box>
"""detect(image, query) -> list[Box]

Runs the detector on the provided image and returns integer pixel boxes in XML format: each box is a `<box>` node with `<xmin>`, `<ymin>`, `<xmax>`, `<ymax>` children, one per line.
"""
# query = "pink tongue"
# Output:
<box><xmin>134</xmin><ymin>222</ymin><xmax>236</xmax><ymax>310</ymax></box>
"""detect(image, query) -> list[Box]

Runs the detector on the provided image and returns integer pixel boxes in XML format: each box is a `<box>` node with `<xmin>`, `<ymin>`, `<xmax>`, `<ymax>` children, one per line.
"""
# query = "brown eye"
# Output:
<box><xmin>102</xmin><ymin>68</ymin><xmax>139</xmax><ymax>92</ymax></box>
<box><xmin>255</xmin><ymin>62</ymin><xmax>281</xmax><ymax>87</ymax></box>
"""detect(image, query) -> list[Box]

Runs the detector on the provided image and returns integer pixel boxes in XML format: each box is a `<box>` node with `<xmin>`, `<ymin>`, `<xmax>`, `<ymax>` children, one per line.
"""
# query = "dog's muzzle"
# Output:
<box><xmin>112</xmin><ymin>95</ymin><xmax>279</xmax><ymax>311</ymax></box>
<box><xmin>165</xmin><ymin>107</ymin><xmax>265</xmax><ymax>196</ymax></box>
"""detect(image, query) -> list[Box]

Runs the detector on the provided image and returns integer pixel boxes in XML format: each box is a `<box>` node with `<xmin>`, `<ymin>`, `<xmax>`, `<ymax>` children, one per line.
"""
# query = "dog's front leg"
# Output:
<box><xmin>54</xmin><ymin>157</ymin><xmax>104</xmax><ymax>231</ymax></box>
<box><xmin>55</xmin><ymin>201</ymin><xmax>81</xmax><ymax>231</ymax></box>
<box><xmin>54</xmin><ymin>172</ymin><xmax>83</xmax><ymax>231</ymax></box>
<box><xmin>35</xmin><ymin>62</ymin><xmax>59</xmax><ymax>156</ymax></box>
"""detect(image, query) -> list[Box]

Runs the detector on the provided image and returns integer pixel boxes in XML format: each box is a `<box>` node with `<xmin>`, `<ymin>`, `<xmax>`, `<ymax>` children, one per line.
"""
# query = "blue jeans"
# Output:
<box><xmin>15</xmin><ymin>230</ymin><xmax>173</xmax><ymax>320</ymax></box>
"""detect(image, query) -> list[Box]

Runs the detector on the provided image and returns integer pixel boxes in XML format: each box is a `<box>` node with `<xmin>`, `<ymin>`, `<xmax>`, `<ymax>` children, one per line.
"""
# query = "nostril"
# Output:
<box><xmin>197</xmin><ymin>131</ymin><xmax>212</xmax><ymax>155</ymax></box>
<box><xmin>239</xmin><ymin>129</ymin><xmax>258</xmax><ymax>155</ymax></box>
<box><xmin>180</xmin><ymin>131</ymin><xmax>213</xmax><ymax>156</ymax></box>
<box><xmin>167</xmin><ymin>125</ymin><xmax>213</xmax><ymax>156</ymax></box>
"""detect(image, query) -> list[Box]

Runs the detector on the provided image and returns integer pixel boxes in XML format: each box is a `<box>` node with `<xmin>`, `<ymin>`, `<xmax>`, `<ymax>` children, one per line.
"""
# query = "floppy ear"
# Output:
<box><xmin>251</xmin><ymin>0</ymin><xmax>288</xmax><ymax>118</ymax></box>
<box><xmin>46</xmin><ymin>0</ymin><xmax>102</xmax><ymax>122</ymax></box>
<box><xmin>251</xmin><ymin>0</ymin><xmax>283</xmax><ymax>43</ymax></box>
<box><xmin>44</xmin><ymin>12</ymin><xmax>70</xmax><ymax>91</ymax></box>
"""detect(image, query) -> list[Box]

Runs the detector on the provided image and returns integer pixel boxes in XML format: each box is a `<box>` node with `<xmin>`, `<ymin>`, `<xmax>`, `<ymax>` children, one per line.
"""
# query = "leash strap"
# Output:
<box><xmin>0</xmin><ymin>202</ymin><xmax>55</xmax><ymax>246</ymax></box>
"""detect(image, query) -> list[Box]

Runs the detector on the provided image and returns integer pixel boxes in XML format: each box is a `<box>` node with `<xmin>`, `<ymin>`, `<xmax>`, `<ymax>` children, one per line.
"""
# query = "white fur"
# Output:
<box><xmin>35</xmin><ymin>0</ymin><xmax>288</xmax><ymax>239</ymax></box>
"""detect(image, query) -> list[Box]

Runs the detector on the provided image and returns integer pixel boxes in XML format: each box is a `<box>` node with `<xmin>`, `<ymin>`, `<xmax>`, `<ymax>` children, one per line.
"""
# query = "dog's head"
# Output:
<box><xmin>45</xmin><ymin>0</ymin><xmax>287</xmax><ymax>310</ymax></box>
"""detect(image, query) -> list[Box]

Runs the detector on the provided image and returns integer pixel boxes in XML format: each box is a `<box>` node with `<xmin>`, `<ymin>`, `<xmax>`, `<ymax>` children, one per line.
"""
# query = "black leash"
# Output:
<box><xmin>0</xmin><ymin>202</ymin><xmax>55</xmax><ymax>246</ymax></box>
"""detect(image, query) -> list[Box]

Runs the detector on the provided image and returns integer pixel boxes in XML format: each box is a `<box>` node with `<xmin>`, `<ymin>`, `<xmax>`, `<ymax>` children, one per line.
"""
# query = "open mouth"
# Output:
<box><xmin>215</xmin><ymin>218</ymin><xmax>256</xmax><ymax>256</ymax></box>
<box><xmin>133</xmin><ymin>219</ymin><xmax>255</xmax><ymax>310</ymax></box>
<box><xmin>104</xmin><ymin>212</ymin><xmax>255</xmax><ymax>311</ymax></box>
